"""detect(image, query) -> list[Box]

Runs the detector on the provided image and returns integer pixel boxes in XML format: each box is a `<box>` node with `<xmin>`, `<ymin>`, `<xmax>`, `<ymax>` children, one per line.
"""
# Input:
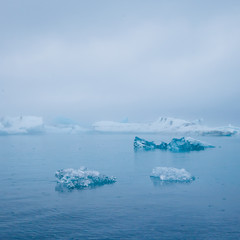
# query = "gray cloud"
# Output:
<box><xmin>1</xmin><ymin>0</ymin><xmax>240</xmax><ymax>125</ymax></box>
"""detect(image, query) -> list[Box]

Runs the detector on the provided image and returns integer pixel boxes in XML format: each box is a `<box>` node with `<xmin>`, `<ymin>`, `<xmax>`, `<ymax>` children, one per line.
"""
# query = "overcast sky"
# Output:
<box><xmin>1</xmin><ymin>0</ymin><xmax>240</xmax><ymax>125</ymax></box>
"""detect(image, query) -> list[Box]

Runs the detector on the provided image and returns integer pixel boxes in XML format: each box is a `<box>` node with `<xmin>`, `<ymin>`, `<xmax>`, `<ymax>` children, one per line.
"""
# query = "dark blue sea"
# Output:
<box><xmin>0</xmin><ymin>133</ymin><xmax>240</xmax><ymax>239</ymax></box>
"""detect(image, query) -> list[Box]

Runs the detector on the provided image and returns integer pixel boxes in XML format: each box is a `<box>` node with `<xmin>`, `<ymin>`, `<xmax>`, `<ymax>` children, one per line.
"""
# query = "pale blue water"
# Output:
<box><xmin>0</xmin><ymin>133</ymin><xmax>240</xmax><ymax>239</ymax></box>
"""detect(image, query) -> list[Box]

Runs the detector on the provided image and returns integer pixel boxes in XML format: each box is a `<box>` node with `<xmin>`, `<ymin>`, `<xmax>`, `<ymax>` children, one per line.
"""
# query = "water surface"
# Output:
<box><xmin>0</xmin><ymin>133</ymin><xmax>240</xmax><ymax>239</ymax></box>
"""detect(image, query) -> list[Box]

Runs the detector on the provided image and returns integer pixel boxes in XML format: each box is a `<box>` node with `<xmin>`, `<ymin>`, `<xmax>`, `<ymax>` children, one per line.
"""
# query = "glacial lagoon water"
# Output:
<box><xmin>0</xmin><ymin>133</ymin><xmax>240</xmax><ymax>239</ymax></box>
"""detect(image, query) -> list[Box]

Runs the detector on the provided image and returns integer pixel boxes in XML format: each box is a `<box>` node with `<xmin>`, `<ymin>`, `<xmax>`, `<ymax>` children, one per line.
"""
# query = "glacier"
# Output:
<box><xmin>0</xmin><ymin>115</ymin><xmax>89</xmax><ymax>135</ymax></box>
<box><xmin>1</xmin><ymin>115</ymin><xmax>239</xmax><ymax>136</ymax></box>
<box><xmin>93</xmin><ymin>117</ymin><xmax>239</xmax><ymax>136</ymax></box>
<box><xmin>55</xmin><ymin>167</ymin><xmax>116</xmax><ymax>190</ymax></box>
<box><xmin>0</xmin><ymin>116</ymin><xmax>44</xmax><ymax>135</ymax></box>
<box><xmin>150</xmin><ymin>167</ymin><xmax>195</xmax><ymax>182</ymax></box>
<box><xmin>134</xmin><ymin>136</ymin><xmax>215</xmax><ymax>152</ymax></box>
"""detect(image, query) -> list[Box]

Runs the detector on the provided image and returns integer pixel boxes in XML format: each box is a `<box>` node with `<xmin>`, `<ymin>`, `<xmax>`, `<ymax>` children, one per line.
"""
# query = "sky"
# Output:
<box><xmin>1</xmin><ymin>0</ymin><xmax>240</xmax><ymax>126</ymax></box>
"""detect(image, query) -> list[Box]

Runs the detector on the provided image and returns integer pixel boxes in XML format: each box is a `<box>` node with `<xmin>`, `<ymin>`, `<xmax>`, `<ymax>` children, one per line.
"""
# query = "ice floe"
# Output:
<box><xmin>55</xmin><ymin>167</ymin><xmax>116</xmax><ymax>189</ymax></box>
<box><xmin>134</xmin><ymin>136</ymin><xmax>214</xmax><ymax>152</ymax></box>
<box><xmin>167</xmin><ymin>137</ymin><xmax>215</xmax><ymax>152</ymax></box>
<box><xmin>150</xmin><ymin>167</ymin><xmax>195</xmax><ymax>182</ymax></box>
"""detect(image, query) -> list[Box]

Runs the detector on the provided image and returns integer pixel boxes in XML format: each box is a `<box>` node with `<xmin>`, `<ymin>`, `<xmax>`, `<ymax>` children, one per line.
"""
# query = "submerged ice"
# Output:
<box><xmin>150</xmin><ymin>167</ymin><xmax>195</xmax><ymax>182</ymax></box>
<box><xmin>55</xmin><ymin>167</ymin><xmax>116</xmax><ymax>189</ymax></box>
<box><xmin>134</xmin><ymin>136</ymin><xmax>214</xmax><ymax>152</ymax></box>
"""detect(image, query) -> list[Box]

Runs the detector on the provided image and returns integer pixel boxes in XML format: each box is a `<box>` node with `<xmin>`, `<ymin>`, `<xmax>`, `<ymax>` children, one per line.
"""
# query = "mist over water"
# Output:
<box><xmin>1</xmin><ymin>1</ymin><xmax>240</xmax><ymax>239</ymax></box>
<box><xmin>1</xmin><ymin>0</ymin><xmax>240</xmax><ymax>125</ymax></box>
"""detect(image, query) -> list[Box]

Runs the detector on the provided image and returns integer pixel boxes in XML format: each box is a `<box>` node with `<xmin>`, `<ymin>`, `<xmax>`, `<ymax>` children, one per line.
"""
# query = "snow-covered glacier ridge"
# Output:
<box><xmin>93</xmin><ymin>117</ymin><xmax>239</xmax><ymax>136</ymax></box>
<box><xmin>1</xmin><ymin>115</ymin><xmax>239</xmax><ymax>136</ymax></box>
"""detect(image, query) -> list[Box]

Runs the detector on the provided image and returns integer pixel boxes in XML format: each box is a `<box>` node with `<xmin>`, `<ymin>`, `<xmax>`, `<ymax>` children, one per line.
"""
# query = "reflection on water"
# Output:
<box><xmin>150</xmin><ymin>176</ymin><xmax>194</xmax><ymax>187</ymax></box>
<box><xmin>54</xmin><ymin>182</ymin><xmax>112</xmax><ymax>192</ymax></box>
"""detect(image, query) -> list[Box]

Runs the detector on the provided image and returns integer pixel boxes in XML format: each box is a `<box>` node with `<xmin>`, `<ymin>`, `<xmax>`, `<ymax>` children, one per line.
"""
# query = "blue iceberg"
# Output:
<box><xmin>55</xmin><ymin>167</ymin><xmax>116</xmax><ymax>190</ymax></box>
<box><xmin>133</xmin><ymin>137</ymin><xmax>166</xmax><ymax>150</ymax></box>
<box><xmin>134</xmin><ymin>136</ymin><xmax>214</xmax><ymax>152</ymax></box>
<box><xmin>150</xmin><ymin>167</ymin><xmax>195</xmax><ymax>183</ymax></box>
<box><xmin>167</xmin><ymin>137</ymin><xmax>214</xmax><ymax>152</ymax></box>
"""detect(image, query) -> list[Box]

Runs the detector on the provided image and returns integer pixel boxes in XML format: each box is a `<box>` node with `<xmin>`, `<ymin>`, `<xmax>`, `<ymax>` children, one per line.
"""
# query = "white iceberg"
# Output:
<box><xmin>150</xmin><ymin>167</ymin><xmax>195</xmax><ymax>182</ymax></box>
<box><xmin>0</xmin><ymin>116</ymin><xmax>44</xmax><ymax>135</ymax></box>
<box><xmin>55</xmin><ymin>167</ymin><xmax>116</xmax><ymax>189</ymax></box>
<box><xmin>93</xmin><ymin>117</ymin><xmax>238</xmax><ymax>136</ymax></box>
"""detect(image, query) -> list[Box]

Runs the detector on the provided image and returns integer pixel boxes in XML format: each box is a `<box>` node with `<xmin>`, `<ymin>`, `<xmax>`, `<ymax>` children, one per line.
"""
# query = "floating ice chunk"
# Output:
<box><xmin>150</xmin><ymin>167</ymin><xmax>195</xmax><ymax>182</ymax></box>
<box><xmin>55</xmin><ymin>167</ymin><xmax>116</xmax><ymax>189</ymax></box>
<box><xmin>134</xmin><ymin>137</ymin><xmax>158</xmax><ymax>150</ymax></box>
<box><xmin>168</xmin><ymin>137</ymin><xmax>215</xmax><ymax>152</ymax></box>
<box><xmin>134</xmin><ymin>136</ymin><xmax>214</xmax><ymax>152</ymax></box>
<box><xmin>213</xmin><ymin>124</ymin><xmax>240</xmax><ymax>136</ymax></box>
<box><xmin>134</xmin><ymin>137</ymin><xmax>167</xmax><ymax>150</ymax></box>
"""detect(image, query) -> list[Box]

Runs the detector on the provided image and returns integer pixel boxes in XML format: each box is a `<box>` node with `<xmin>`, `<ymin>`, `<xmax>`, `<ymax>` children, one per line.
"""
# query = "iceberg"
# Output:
<box><xmin>55</xmin><ymin>167</ymin><xmax>116</xmax><ymax>189</ymax></box>
<box><xmin>134</xmin><ymin>136</ymin><xmax>167</xmax><ymax>150</ymax></box>
<box><xmin>167</xmin><ymin>137</ymin><xmax>215</xmax><ymax>152</ymax></box>
<box><xmin>215</xmin><ymin>124</ymin><xmax>240</xmax><ymax>136</ymax></box>
<box><xmin>134</xmin><ymin>136</ymin><xmax>214</xmax><ymax>152</ymax></box>
<box><xmin>150</xmin><ymin>167</ymin><xmax>195</xmax><ymax>182</ymax></box>
<box><xmin>0</xmin><ymin>116</ymin><xmax>44</xmax><ymax>135</ymax></box>
<box><xmin>93</xmin><ymin>117</ymin><xmax>238</xmax><ymax>136</ymax></box>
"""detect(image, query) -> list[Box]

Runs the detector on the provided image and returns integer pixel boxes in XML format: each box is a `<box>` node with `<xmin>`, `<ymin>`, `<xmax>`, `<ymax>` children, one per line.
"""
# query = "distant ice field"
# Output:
<box><xmin>0</xmin><ymin>133</ymin><xmax>240</xmax><ymax>239</ymax></box>
<box><xmin>1</xmin><ymin>115</ymin><xmax>240</xmax><ymax>136</ymax></box>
